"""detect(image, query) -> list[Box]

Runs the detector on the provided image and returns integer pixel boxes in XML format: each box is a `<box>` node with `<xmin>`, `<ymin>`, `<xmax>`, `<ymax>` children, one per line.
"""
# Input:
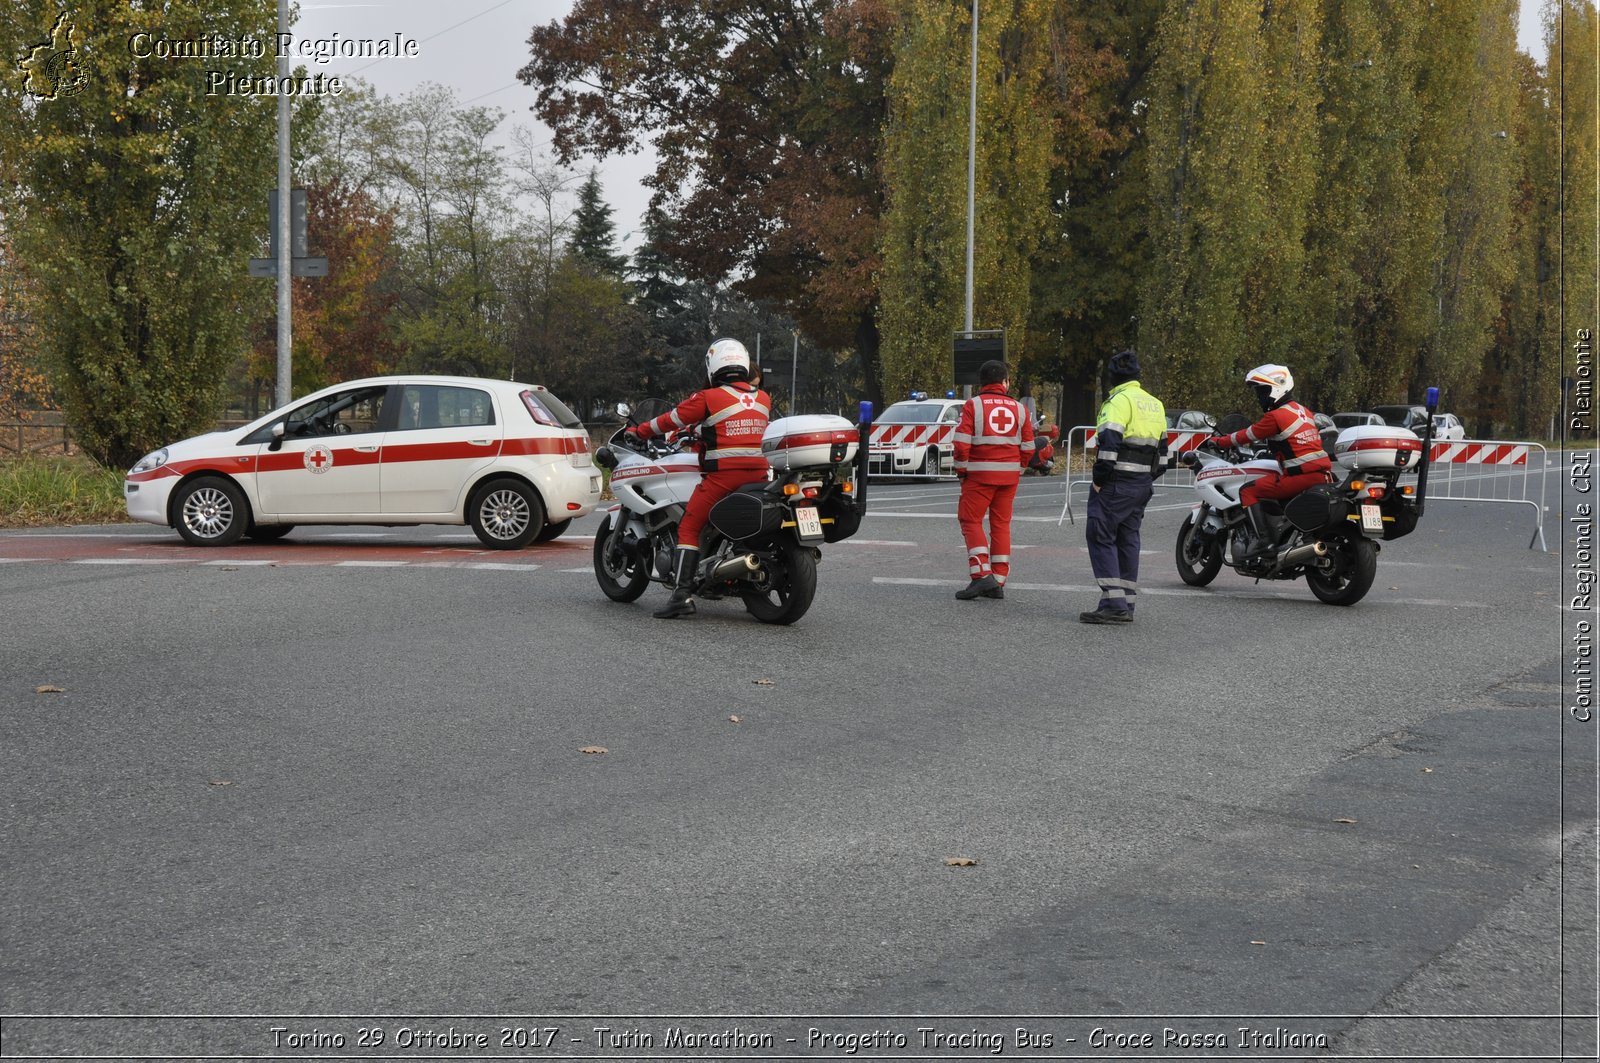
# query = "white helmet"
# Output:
<box><xmin>1245</xmin><ymin>363</ymin><xmax>1294</xmax><ymax>409</ymax></box>
<box><xmin>705</xmin><ymin>338</ymin><xmax>751</xmax><ymax>384</ymax></box>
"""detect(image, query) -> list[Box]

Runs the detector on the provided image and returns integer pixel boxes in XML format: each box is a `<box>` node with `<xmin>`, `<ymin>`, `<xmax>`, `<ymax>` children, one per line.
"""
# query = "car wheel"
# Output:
<box><xmin>534</xmin><ymin>517</ymin><xmax>572</xmax><ymax>543</ymax></box>
<box><xmin>469</xmin><ymin>478</ymin><xmax>544</xmax><ymax>549</ymax></box>
<box><xmin>246</xmin><ymin>524</ymin><xmax>294</xmax><ymax>542</ymax></box>
<box><xmin>920</xmin><ymin>448</ymin><xmax>939</xmax><ymax>479</ymax></box>
<box><xmin>173</xmin><ymin>476</ymin><xmax>249</xmax><ymax>547</ymax></box>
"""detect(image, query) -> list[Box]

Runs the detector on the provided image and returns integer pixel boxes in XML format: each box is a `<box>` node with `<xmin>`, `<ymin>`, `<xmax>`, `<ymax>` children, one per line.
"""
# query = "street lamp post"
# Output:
<box><xmin>275</xmin><ymin>0</ymin><xmax>292</xmax><ymax>408</ymax></box>
<box><xmin>964</xmin><ymin>0</ymin><xmax>978</xmax><ymax>336</ymax></box>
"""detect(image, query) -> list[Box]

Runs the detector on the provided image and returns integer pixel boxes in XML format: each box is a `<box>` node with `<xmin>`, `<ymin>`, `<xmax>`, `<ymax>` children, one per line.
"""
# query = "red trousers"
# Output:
<box><xmin>679</xmin><ymin>468</ymin><xmax>769</xmax><ymax>547</ymax></box>
<box><xmin>957</xmin><ymin>478</ymin><xmax>1018</xmax><ymax>584</ymax></box>
<box><xmin>1242</xmin><ymin>468</ymin><xmax>1331</xmax><ymax>507</ymax></box>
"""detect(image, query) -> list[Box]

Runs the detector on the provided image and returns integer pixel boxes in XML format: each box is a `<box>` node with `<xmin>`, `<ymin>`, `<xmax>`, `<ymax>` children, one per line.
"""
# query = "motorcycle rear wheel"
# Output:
<box><xmin>593</xmin><ymin>513</ymin><xmax>650</xmax><ymax>602</ymax></box>
<box><xmin>742</xmin><ymin>544</ymin><xmax>817</xmax><ymax>625</ymax></box>
<box><xmin>1306</xmin><ymin>537</ymin><xmax>1378</xmax><ymax>606</ymax></box>
<box><xmin>1175</xmin><ymin>513</ymin><xmax>1223</xmax><ymax>587</ymax></box>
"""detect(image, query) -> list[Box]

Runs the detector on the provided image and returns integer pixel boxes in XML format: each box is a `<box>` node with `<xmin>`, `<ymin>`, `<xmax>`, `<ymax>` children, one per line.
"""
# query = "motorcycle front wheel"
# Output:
<box><xmin>1175</xmin><ymin>512</ymin><xmax>1224</xmax><ymax>586</ymax></box>
<box><xmin>742</xmin><ymin>544</ymin><xmax>817</xmax><ymax>625</ymax></box>
<box><xmin>1306</xmin><ymin>537</ymin><xmax>1378</xmax><ymax>606</ymax></box>
<box><xmin>593</xmin><ymin>513</ymin><xmax>651</xmax><ymax>602</ymax></box>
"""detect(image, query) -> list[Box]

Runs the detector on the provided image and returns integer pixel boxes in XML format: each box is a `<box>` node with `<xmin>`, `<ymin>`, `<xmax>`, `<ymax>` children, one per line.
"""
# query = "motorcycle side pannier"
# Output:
<box><xmin>1378</xmin><ymin>493</ymin><xmax>1419</xmax><ymax>540</ymax></box>
<box><xmin>708</xmin><ymin>486</ymin><xmax>782</xmax><ymax>541</ymax></box>
<box><xmin>1284</xmin><ymin>483</ymin><xmax>1352</xmax><ymax>535</ymax></box>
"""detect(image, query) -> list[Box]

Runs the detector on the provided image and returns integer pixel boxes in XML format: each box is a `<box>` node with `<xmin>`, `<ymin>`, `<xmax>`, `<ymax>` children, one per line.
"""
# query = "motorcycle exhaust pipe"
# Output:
<box><xmin>1272</xmin><ymin>540</ymin><xmax>1330</xmax><ymax>570</ymax></box>
<box><xmin>706</xmin><ymin>552</ymin><xmax>762</xmax><ymax>583</ymax></box>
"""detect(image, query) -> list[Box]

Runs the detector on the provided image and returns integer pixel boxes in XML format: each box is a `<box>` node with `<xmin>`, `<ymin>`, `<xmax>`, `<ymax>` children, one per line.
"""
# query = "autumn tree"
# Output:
<box><xmin>519</xmin><ymin>0</ymin><xmax>895</xmax><ymax>409</ymax></box>
<box><xmin>877</xmin><ymin>0</ymin><xmax>1055</xmax><ymax>399</ymax></box>
<box><xmin>0</xmin><ymin>1</ymin><xmax>278</xmax><ymax>467</ymax></box>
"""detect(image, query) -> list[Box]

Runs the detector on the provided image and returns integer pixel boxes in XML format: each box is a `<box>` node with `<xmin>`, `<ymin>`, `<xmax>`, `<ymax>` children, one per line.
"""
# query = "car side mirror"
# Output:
<box><xmin>268</xmin><ymin>421</ymin><xmax>286</xmax><ymax>451</ymax></box>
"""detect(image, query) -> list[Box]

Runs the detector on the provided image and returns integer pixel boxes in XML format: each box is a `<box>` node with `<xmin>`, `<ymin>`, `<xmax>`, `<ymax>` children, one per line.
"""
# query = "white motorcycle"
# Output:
<box><xmin>591</xmin><ymin>399</ymin><xmax>866</xmax><ymax>625</ymax></box>
<box><xmin>1175</xmin><ymin>406</ymin><xmax>1434</xmax><ymax>606</ymax></box>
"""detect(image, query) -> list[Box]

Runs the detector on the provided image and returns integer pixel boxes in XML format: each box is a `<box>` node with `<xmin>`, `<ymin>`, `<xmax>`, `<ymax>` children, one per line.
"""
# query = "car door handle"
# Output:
<box><xmin>355</xmin><ymin>444</ymin><xmax>379</xmax><ymax>452</ymax></box>
<box><xmin>469</xmin><ymin>439</ymin><xmax>494</xmax><ymax>446</ymax></box>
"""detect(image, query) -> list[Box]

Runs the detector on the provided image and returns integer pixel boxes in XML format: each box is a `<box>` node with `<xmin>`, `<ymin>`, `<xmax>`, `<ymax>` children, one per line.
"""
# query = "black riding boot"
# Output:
<box><xmin>1238</xmin><ymin>504</ymin><xmax>1273</xmax><ymax>560</ymax></box>
<box><xmin>653</xmin><ymin>546</ymin><xmax>699</xmax><ymax>619</ymax></box>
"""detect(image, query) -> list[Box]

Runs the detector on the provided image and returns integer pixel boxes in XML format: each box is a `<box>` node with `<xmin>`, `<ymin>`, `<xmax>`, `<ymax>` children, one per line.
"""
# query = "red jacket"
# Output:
<box><xmin>638</xmin><ymin>382</ymin><xmax>772</xmax><ymax>472</ymax></box>
<box><xmin>1219</xmin><ymin>400</ymin><xmax>1331</xmax><ymax>475</ymax></box>
<box><xmin>953</xmin><ymin>385</ymin><xmax>1035</xmax><ymax>485</ymax></box>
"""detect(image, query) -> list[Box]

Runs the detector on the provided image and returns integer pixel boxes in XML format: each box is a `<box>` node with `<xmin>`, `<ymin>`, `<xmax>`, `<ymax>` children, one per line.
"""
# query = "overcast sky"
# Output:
<box><xmin>291</xmin><ymin>1</ymin><xmax>1556</xmax><ymax>255</ymax></box>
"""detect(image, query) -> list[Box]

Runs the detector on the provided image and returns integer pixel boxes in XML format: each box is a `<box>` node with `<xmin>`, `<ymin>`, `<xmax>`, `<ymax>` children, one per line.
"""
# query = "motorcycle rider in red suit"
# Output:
<box><xmin>627</xmin><ymin>338</ymin><xmax>771</xmax><ymax>618</ymax></box>
<box><xmin>1209</xmin><ymin>363</ymin><xmax>1333</xmax><ymax>560</ymax></box>
<box><xmin>952</xmin><ymin>359</ymin><xmax>1035</xmax><ymax>600</ymax></box>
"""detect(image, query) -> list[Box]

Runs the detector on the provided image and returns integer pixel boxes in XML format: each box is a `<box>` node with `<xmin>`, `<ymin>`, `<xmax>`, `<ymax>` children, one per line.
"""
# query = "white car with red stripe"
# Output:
<box><xmin>124</xmin><ymin>376</ymin><xmax>601</xmax><ymax>548</ymax></box>
<box><xmin>867</xmin><ymin>398</ymin><xmax>964</xmax><ymax>477</ymax></box>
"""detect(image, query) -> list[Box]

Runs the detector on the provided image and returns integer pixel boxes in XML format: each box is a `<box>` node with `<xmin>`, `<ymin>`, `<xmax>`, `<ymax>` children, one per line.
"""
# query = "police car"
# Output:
<box><xmin>124</xmin><ymin>375</ymin><xmax>602</xmax><ymax>548</ymax></box>
<box><xmin>867</xmin><ymin>393</ymin><xmax>965</xmax><ymax>478</ymax></box>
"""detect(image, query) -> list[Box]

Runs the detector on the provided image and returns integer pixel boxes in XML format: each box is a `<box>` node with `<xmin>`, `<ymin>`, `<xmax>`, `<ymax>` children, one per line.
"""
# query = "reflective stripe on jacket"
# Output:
<box><xmin>1094</xmin><ymin>380</ymin><xmax>1167</xmax><ymax>478</ymax></box>
<box><xmin>953</xmin><ymin>385</ymin><xmax>1034</xmax><ymax>484</ymax></box>
<box><xmin>1220</xmin><ymin>400</ymin><xmax>1331</xmax><ymax>474</ymax></box>
<box><xmin>640</xmin><ymin>382</ymin><xmax>772</xmax><ymax>472</ymax></box>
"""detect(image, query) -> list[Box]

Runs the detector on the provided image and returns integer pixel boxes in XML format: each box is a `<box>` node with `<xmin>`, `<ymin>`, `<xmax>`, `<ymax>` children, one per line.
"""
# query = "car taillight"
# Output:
<box><xmin>521</xmin><ymin>390</ymin><xmax>559</xmax><ymax>427</ymax></box>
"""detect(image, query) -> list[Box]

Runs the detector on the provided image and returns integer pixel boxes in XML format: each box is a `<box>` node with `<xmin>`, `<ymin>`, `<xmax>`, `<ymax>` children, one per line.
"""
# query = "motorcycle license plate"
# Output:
<box><xmin>1360</xmin><ymin>503</ymin><xmax>1383</xmax><ymax>532</ymax></box>
<box><xmin>794</xmin><ymin>504</ymin><xmax>823</xmax><ymax>541</ymax></box>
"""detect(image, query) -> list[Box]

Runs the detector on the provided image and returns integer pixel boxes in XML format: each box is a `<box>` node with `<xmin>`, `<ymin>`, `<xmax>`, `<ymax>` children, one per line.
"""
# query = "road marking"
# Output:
<box><xmin>835</xmin><ymin>539</ymin><xmax>920</xmax><ymax>547</ymax></box>
<box><xmin>0</xmin><ymin>558</ymin><xmax>27</xmax><ymax>563</ymax></box>
<box><xmin>871</xmin><ymin>576</ymin><xmax>1488</xmax><ymax>607</ymax></box>
<box><xmin>69</xmin><ymin>558</ymin><xmax>188</xmax><ymax>565</ymax></box>
<box><xmin>201</xmin><ymin>559</ymin><xmax>276</xmax><ymax>566</ymax></box>
<box><xmin>333</xmin><ymin>560</ymin><xmax>409</xmax><ymax>567</ymax></box>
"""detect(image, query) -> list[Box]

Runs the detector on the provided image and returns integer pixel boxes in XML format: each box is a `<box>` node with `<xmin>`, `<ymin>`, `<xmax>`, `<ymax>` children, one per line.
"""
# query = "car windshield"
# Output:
<box><xmin>880</xmin><ymin>402</ymin><xmax>943</xmax><ymax>424</ymax></box>
<box><xmin>1332</xmin><ymin>413</ymin><xmax>1369</xmax><ymax>428</ymax></box>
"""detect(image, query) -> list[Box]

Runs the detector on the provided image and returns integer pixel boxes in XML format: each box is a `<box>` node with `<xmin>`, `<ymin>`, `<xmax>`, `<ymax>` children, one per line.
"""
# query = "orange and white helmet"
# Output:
<box><xmin>705</xmin><ymin>338</ymin><xmax>751</xmax><ymax>384</ymax></box>
<box><xmin>1245</xmin><ymin>363</ymin><xmax>1294</xmax><ymax>409</ymax></box>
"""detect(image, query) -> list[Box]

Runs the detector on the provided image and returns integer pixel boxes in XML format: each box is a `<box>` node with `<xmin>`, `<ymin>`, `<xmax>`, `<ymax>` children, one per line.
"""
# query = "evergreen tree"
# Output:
<box><xmin>568</xmin><ymin>170</ymin><xmax>629</xmax><ymax>277</ymax></box>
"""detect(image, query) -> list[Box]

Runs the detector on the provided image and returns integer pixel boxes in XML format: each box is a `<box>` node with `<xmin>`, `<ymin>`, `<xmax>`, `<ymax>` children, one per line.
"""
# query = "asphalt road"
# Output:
<box><xmin>0</xmin><ymin>468</ymin><xmax>1594</xmax><ymax>1061</ymax></box>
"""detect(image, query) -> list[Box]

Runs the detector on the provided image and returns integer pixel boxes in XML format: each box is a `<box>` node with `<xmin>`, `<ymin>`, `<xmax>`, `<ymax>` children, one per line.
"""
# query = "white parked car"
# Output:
<box><xmin>1432</xmin><ymin>412</ymin><xmax>1466</xmax><ymax>440</ymax></box>
<box><xmin>125</xmin><ymin>376</ymin><xmax>602</xmax><ymax>548</ymax></box>
<box><xmin>867</xmin><ymin>396</ymin><xmax>965</xmax><ymax>477</ymax></box>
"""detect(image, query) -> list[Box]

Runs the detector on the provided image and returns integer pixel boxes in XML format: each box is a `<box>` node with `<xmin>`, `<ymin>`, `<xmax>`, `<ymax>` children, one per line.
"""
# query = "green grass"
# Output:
<box><xmin>0</xmin><ymin>455</ymin><xmax>129</xmax><ymax>528</ymax></box>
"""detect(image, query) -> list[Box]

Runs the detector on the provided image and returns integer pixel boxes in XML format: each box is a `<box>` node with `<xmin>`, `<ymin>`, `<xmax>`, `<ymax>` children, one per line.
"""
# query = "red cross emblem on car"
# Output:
<box><xmin>987</xmin><ymin>405</ymin><xmax>1016</xmax><ymax>436</ymax></box>
<box><xmin>304</xmin><ymin>445</ymin><xmax>334</xmax><ymax>474</ymax></box>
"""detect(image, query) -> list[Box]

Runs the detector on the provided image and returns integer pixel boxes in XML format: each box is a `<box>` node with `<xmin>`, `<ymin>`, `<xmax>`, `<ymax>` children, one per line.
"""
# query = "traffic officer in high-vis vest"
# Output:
<box><xmin>952</xmin><ymin>359</ymin><xmax>1035</xmax><ymax>600</ymax></box>
<box><xmin>1081</xmin><ymin>349</ymin><xmax>1167</xmax><ymax>624</ymax></box>
<box><xmin>627</xmin><ymin>338</ymin><xmax>771</xmax><ymax>619</ymax></box>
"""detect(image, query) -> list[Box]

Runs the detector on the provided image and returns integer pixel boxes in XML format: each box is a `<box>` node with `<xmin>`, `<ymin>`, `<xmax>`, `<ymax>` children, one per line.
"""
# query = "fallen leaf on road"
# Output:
<box><xmin>1421</xmin><ymin>767</ymin><xmax>1434</xmax><ymax>773</ymax></box>
<box><xmin>579</xmin><ymin>746</ymin><xmax>609</xmax><ymax>755</ymax></box>
<box><xmin>752</xmin><ymin>678</ymin><xmax>775</xmax><ymax>686</ymax></box>
<box><xmin>1333</xmin><ymin>818</ymin><xmax>1357</xmax><ymax>824</ymax></box>
<box><xmin>1250</xmin><ymin>940</ymin><xmax>1267</xmax><ymax>945</ymax></box>
<box><xmin>944</xmin><ymin>857</ymin><xmax>977</xmax><ymax>867</ymax></box>
<box><xmin>34</xmin><ymin>685</ymin><xmax>64</xmax><ymax>694</ymax></box>
<box><xmin>729</xmin><ymin>715</ymin><xmax>742</xmax><ymax>723</ymax></box>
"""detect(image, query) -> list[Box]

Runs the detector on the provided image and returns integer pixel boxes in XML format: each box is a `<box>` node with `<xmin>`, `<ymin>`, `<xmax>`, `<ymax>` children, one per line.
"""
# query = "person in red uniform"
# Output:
<box><xmin>952</xmin><ymin>359</ymin><xmax>1035</xmax><ymax>600</ymax></box>
<box><xmin>627</xmin><ymin>338</ymin><xmax>772</xmax><ymax>618</ymax></box>
<box><xmin>1209</xmin><ymin>363</ymin><xmax>1333</xmax><ymax>560</ymax></box>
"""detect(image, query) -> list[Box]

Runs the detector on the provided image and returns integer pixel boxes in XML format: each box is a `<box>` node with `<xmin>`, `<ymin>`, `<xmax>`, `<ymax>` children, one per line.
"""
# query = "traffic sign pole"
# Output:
<box><xmin>275</xmin><ymin>0</ymin><xmax>291</xmax><ymax>408</ymax></box>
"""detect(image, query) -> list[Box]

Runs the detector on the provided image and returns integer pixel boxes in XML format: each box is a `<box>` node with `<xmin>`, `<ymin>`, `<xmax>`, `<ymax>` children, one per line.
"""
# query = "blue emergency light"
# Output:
<box><xmin>858</xmin><ymin>400</ymin><xmax>874</xmax><ymax>423</ymax></box>
<box><xmin>910</xmin><ymin>391</ymin><xmax>927</xmax><ymax>401</ymax></box>
<box><xmin>1425</xmin><ymin>386</ymin><xmax>1439</xmax><ymax>412</ymax></box>
<box><xmin>946</xmin><ymin>390</ymin><xmax>956</xmax><ymax>399</ymax></box>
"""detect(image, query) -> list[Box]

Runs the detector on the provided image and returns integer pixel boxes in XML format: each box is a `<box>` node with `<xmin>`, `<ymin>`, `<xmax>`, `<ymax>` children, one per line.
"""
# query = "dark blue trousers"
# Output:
<box><xmin>1086</xmin><ymin>476</ymin><xmax>1154</xmax><ymax>613</ymax></box>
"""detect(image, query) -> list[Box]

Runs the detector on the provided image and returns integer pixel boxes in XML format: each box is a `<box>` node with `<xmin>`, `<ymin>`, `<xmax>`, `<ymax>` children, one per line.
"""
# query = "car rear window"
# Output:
<box><xmin>395</xmin><ymin>385</ymin><xmax>495</xmax><ymax>430</ymax></box>
<box><xmin>521</xmin><ymin>389</ymin><xmax>584</xmax><ymax>429</ymax></box>
<box><xmin>880</xmin><ymin>402</ymin><xmax>943</xmax><ymax>424</ymax></box>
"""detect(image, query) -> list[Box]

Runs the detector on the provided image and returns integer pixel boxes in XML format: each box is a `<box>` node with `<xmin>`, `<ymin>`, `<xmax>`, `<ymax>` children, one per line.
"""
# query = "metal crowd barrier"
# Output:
<box><xmin>1057</xmin><ymin>427</ymin><xmax>1551</xmax><ymax>551</ymax></box>
<box><xmin>1056</xmin><ymin>425</ymin><xmax>1209</xmax><ymax>526</ymax></box>
<box><xmin>865</xmin><ymin>422</ymin><xmax>957</xmax><ymax>480</ymax></box>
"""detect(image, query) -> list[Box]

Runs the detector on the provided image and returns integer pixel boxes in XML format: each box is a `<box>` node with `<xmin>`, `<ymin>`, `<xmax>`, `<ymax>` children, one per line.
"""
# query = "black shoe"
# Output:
<box><xmin>981</xmin><ymin>584</ymin><xmax>1005</xmax><ymax>599</ymax></box>
<box><xmin>956</xmin><ymin>575</ymin><xmax>1000</xmax><ymax>600</ymax></box>
<box><xmin>1079</xmin><ymin>607</ymin><xmax>1132</xmax><ymax>624</ymax></box>
<box><xmin>653</xmin><ymin>593</ymin><xmax>696</xmax><ymax>619</ymax></box>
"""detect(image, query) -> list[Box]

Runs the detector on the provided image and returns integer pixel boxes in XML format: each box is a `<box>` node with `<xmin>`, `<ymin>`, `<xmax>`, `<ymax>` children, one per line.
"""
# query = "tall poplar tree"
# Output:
<box><xmin>878</xmin><ymin>0</ymin><xmax>1054</xmax><ymax>398</ymax></box>
<box><xmin>1</xmin><ymin>1</ymin><xmax>279</xmax><ymax>467</ymax></box>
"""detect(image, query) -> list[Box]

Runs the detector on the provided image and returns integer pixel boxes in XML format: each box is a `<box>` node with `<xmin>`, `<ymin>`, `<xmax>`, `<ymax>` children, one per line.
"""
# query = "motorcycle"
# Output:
<box><xmin>1026</xmin><ymin>418</ymin><xmax>1059</xmax><ymax>476</ymax></box>
<box><xmin>1174</xmin><ymin>399</ymin><xmax>1435</xmax><ymax>606</ymax></box>
<box><xmin>591</xmin><ymin>399</ymin><xmax>867</xmax><ymax>625</ymax></box>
